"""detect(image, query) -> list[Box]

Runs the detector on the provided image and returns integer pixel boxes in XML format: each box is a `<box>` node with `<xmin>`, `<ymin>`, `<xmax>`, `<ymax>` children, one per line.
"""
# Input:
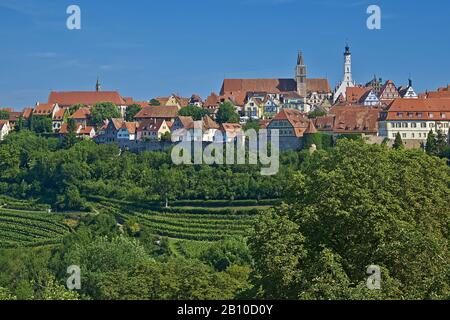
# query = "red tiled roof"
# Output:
<box><xmin>0</xmin><ymin>120</ymin><xmax>9</xmax><ymax>129</ymax></box>
<box><xmin>53</xmin><ymin>109</ymin><xmax>66</xmax><ymax>121</ymax></box>
<box><xmin>22</xmin><ymin>108</ymin><xmax>33</xmax><ymax>119</ymax></box>
<box><xmin>346</xmin><ymin>87</ymin><xmax>370</xmax><ymax>103</ymax></box>
<box><xmin>271</xmin><ymin>109</ymin><xmax>311</xmax><ymax>137</ymax></box>
<box><xmin>384</xmin><ymin>98</ymin><xmax>450</xmax><ymax>120</ymax></box>
<box><xmin>120</xmin><ymin>122</ymin><xmax>139</xmax><ymax>134</ymax></box>
<box><xmin>70</xmin><ymin>108</ymin><xmax>91</xmax><ymax>120</ymax></box>
<box><xmin>8</xmin><ymin>111</ymin><xmax>22</xmax><ymax>122</ymax></box>
<box><xmin>135</xmin><ymin>106</ymin><xmax>179</xmax><ymax>119</ymax></box>
<box><xmin>48</xmin><ymin>91</ymin><xmax>126</xmax><ymax>106</ymax></box>
<box><xmin>33</xmin><ymin>103</ymin><xmax>57</xmax><ymax>116</ymax></box>
<box><xmin>138</xmin><ymin>119</ymin><xmax>166</xmax><ymax>132</ymax></box>
<box><xmin>328</xmin><ymin>105</ymin><xmax>380</xmax><ymax>133</ymax></box>
<box><xmin>221</xmin><ymin>78</ymin><xmax>330</xmax><ymax>96</ymax></box>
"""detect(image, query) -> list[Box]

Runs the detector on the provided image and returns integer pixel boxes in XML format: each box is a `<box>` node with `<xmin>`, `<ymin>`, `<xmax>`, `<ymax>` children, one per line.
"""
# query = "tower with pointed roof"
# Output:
<box><xmin>96</xmin><ymin>77</ymin><xmax>101</xmax><ymax>92</ymax></box>
<box><xmin>295</xmin><ymin>51</ymin><xmax>307</xmax><ymax>98</ymax></box>
<box><xmin>333</xmin><ymin>44</ymin><xmax>356</xmax><ymax>103</ymax></box>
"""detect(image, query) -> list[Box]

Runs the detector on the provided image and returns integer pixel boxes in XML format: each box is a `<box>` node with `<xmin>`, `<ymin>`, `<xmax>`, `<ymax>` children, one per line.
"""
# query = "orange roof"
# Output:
<box><xmin>22</xmin><ymin>108</ymin><xmax>33</xmax><ymax>119</ymax></box>
<box><xmin>271</xmin><ymin>109</ymin><xmax>311</xmax><ymax>137</ymax></box>
<box><xmin>48</xmin><ymin>91</ymin><xmax>126</xmax><ymax>106</ymax></box>
<box><xmin>135</xmin><ymin>106</ymin><xmax>179</xmax><ymax>119</ymax></box>
<box><xmin>221</xmin><ymin>78</ymin><xmax>330</xmax><ymax>95</ymax></box>
<box><xmin>346</xmin><ymin>87</ymin><xmax>370</xmax><ymax>103</ymax></box>
<box><xmin>0</xmin><ymin>120</ymin><xmax>9</xmax><ymax>129</ymax></box>
<box><xmin>120</xmin><ymin>122</ymin><xmax>139</xmax><ymax>134</ymax></box>
<box><xmin>384</xmin><ymin>98</ymin><xmax>450</xmax><ymax>120</ymax></box>
<box><xmin>33</xmin><ymin>103</ymin><xmax>57</xmax><ymax>116</ymax></box>
<box><xmin>70</xmin><ymin>108</ymin><xmax>91</xmax><ymax>120</ymax></box>
<box><xmin>328</xmin><ymin>105</ymin><xmax>380</xmax><ymax>133</ymax></box>
<box><xmin>138</xmin><ymin>119</ymin><xmax>166</xmax><ymax>132</ymax></box>
<box><xmin>53</xmin><ymin>108</ymin><xmax>66</xmax><ymax>121</ymax></box>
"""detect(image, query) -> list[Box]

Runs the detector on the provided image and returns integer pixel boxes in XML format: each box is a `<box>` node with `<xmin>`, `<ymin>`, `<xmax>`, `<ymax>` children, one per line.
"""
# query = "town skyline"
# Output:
<box><xmin>1</xmin><ymin>0</ymin><xmax>450</xmax><ymax>108</ymax></box>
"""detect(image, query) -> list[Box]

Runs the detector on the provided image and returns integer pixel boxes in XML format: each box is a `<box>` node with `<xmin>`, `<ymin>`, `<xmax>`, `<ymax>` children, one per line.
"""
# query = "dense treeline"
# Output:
<box><xmin>0</xmin><ymin>132</ymin><xmax>449</xmax><ymax>300</ymax></box>
<box><xmin>0</xmin><ymin>131</ymin><xmax>303</xmax><ymax>210</ymax></box>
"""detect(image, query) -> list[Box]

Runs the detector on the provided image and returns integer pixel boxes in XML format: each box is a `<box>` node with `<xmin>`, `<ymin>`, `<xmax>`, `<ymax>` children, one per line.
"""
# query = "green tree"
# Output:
<box><xmin>0</xmin><ymin>110</ymin><xmax>9</xmax><ymax>120</ymax></box>
<box><xmin>91</xmin><ymin>102</ymin><xmax>121</xmax><ymax>127</ymax></box>
<box><xmin>436</xmin><ymin>129</ymin><xmax>447</xmax><ymax>155</ymax></box>
<box><xmin>425</xmin><ymin>130</ymin><xmax>438</xmax><ymax>156</ymax></box>
<box><xmin>250</xmin><ymin>140</ymin><xmax>450</xmax><ymax>300</ymax></box>
<box><xmin>308</xmin><ymin>109</ymin><xmax>327</xmax><ymax>119</ymax></box>
<box><xmin>15</xmin><ymin>115</ymin><xmax>25</xmax><ymax>132</ymax></box>
<box><xmin>150</xmin><ymin>99</ymin><xmax>161</xmax><ymax>106</ymax></box>
<box><xmin>68</xmin><ymin>104</ymin><xmax>86</xmax><ymax>116</ymax></box>
<box><xmin>30</xmin><ymin>115</ymin><xmax>53</xmax><ymax>134</ymax></box>
<box><xmin>243</xmin><ymin>119</ymin><xmax>260</xmax><ymax>132</ymax></box>
<box><xmin>216</xmin><ymin>102</ymin><xmax>239</xmax><ymax>124</ymax></box>
<box><xmin>393</xmin><ymin>132</ymin><xmax>404</xmax><ymax>150</ymax></box>
<box><xmin>125</xmin><ymin>104</ymin><xmax>143</xmax><ymax>122</ymax></box>
<box><xmin>179</xmin><ymin>105</ymin><xmax>209</xmax><ymax>121</ymax></box>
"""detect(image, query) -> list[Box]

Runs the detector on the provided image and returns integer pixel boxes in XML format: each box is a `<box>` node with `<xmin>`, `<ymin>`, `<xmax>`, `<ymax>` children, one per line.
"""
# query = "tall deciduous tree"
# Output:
<box><xmin>425</xmin><ymin>130</ymin><xmax>438</xmax><ymax>156</ymax></box>
<box><xmin>125</xmin><ymin>104</ymin><xmax>143</xmax><ymax>122</ymax></box>
<box><xmin>393</xmin><ymin>132</ymin><xmax>404</xmax><ymax>150</ymax></box>
<box><xmin>179</xmin><ymin>105</ymin><xmax>209</xmax><ymax>121</ymax></box>
<box><xmin>250</xmin><ymin>140</ymin><xmax>450</xmax><ymax>300</ymax></box>
<box><xmin>216</xmin><ymin>102</ymin><xmax>239</xmax><ymax>124</ymax></box>
<box><xmin>91</xmin><ymin>102</ymin><xmax>121</xmax><ymax>127</ymax></box>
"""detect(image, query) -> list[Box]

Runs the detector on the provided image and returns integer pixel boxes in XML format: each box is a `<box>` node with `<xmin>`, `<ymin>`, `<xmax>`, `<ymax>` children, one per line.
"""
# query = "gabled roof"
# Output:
<box><xmin>53</xmin><ymin>108</ymin><xmax>66</xmax><ymax>121</ymax></box>
<box><xmin>135</xmin><ymin>106</ymin><xmax>179</xmax><ymax>119</ymax></box>
<box><xmin>271</xmin><ymin>109</ymin><xmax>311</xmax><ymax>137</ymax></box>
<box><xmin>220</xmin><ymin>123</ymin><xmax>242</xmax><ymax>132</ymax></box>
<box><xmin>48</xmin><ymin>91</ymin><xmax>126</xmax><ymax>106</ymax></box>
<box><xmin>346</xmin><ymin>87</ymin><xmax>369</xmax><ymax>103</ymax></box>
<box><xmin>22</xmin><ymin>108</ymin><xmax>33</xmax><ymax>119</ymax></box>
<box><xmin>384</xmin><ymin>98</ymin><xmax>450</xmax><ymax>120</ymax></box>
<box><xmin>202</xmin><ymin>115</ymin><xmax>220</xmax><ymax>130</ymax></box>
<box><xmin>8</xmin><ymin>111</ymin><xmax>22</xmax><ymax>122</ymax></box>
<box><xmin>175</xmin><ymin>116</ymin><xmax>194</xmax><ymax>129</ymax></box>
<box><xmin>221</xmin><ymin>78</ymin><xmax>331</xmax><ymax>95</ymax></box>
<box><xmin>138</xmin><ymin>119</ymin><xmax>166</xmax><ymax>132</ymax></box>
<box><xmin>33</xmin><ymin>103</ymin><xmax>57</xmax><ymax>116</ymax></box>
<box><xmin>70</xmin><ymin>108</ymin><xmax>91</xmax><ymax>120</ymax></box>
<box><xmin>328</xmin><ymin>105</ymin><xmax>380</xmax><ymax>133</ymax></box>
<box><xmin>0</xmin><ymin>120</ymin><xmax>10</xmax><ymax>130</ymax></box>
<box><xmin>120</xmin><ymin>121</ymin><xmax>139</xmax><ymax>134</ymax></box>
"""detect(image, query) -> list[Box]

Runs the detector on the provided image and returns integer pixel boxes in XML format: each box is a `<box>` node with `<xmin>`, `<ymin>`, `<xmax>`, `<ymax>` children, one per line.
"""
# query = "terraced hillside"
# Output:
<box><xmin>0</xmin><ymin>207</ymin><xmax>70</xmax><ymax>248</ymax></box>
<box><xmin>91</xmin><ymin>197</ymin><xmax>273</xmax><ymax>241</ymax></box>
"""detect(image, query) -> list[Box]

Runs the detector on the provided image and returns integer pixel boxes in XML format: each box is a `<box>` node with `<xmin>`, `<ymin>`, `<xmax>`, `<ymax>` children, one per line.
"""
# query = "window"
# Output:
<box><xmin>421</xmin><ymin>122</ymin><xmax>427</xmax><ymax>128</ymax></box>
<box><xmin>402</xmin><ymin>133</ymin><xmax>407</xmax><ymax>138</ymax></box>
<box><xmin>417</xmin><ymin>113</ymin><xmax>423</xmax><ymax>118</ymax></box>
<box><xmin>441</xmin><ymin>113</ymin><xmax>446</xmax><ymax>119</ymax></box>
<box><xmin>411</xmin><ymin>123</ymin><xmax>417</xmax><ymax>128</ymax></box>
<box><xmin>412</xmin><ymin>133</ymin><xmax>415</xmax><ymax>138</ymax></box>
<box><xmin>429</xmin><ymin>113</ymin><xmax>434</xmax><ymax>118</ymax></box>
<box><xmin>397</xmin><ymin>112</ymin><xmax>404</xmax><ymax>117</ymax></box>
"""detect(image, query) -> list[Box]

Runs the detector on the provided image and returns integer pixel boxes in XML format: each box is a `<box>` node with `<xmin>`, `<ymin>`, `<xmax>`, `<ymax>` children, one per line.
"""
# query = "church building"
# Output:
<box><xmin>220</xmin><ymin>51</ymin><xmax>331</xmax><ymax>110</ymax></box>
<box><xmin>333</xmin><ymin>45</ymin><xmax>356</xmax><ymax>103</ymax></box>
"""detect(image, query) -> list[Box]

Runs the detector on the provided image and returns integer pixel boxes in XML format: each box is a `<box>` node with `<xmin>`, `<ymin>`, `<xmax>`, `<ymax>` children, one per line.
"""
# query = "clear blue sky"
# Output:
<box><xmin>1</xmin><ymin>0</ymin><xmax>449</xmax><ymax>109</ymax></box>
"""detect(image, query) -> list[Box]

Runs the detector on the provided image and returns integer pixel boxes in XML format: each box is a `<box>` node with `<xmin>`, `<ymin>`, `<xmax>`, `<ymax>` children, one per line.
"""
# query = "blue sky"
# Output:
<box><xmin>1</xmin><ymin>0</ymin><xmax>449</xmax><ymax>109</ymax></box>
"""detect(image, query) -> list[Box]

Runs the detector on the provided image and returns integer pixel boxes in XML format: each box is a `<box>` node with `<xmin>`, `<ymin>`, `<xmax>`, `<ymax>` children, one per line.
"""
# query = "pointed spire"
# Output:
<box><xmin>297</xmin><ymin>50</ymin><xmax>304</xmax><ymax>65</ymax></box>
<box><xmin>96</xmin><ymin>77</ymin><xmax>101</xmax><ymax>92</ymax></box>
<box><xmin>344</xmin><ymin>43</ymin><xmax>351</xmax><ymax>56</ymax></box>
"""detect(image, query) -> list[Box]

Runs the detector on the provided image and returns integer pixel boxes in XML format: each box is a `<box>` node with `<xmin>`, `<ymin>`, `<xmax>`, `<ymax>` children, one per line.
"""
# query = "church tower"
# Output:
<box><xmin>343</xmin><ymin>45</ymin><xmax>353</xmax><ymax>83</ymax></box>
<box><xmin>296</xmin><ymin>51</ymin><xmax>307</xmax><ymax>98</ymax></box>
<box><xmin>96</xmin><ymin>77</ymin><xmax>101</xmax><ymax>92</ymax></box>
<box><xmin>333</xmin><ymin>44</ymin><xmax>355</xmax><ymax>103</ymax></box>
